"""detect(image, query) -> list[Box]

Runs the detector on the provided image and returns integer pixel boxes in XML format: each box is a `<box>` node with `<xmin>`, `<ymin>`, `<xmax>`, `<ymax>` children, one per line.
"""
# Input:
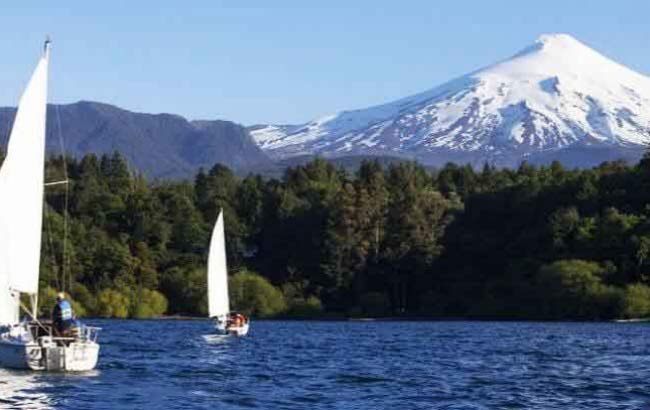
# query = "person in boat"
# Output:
<box><xmin>51</xmin><ymin>292</ymin><xmax>75</xmax><ymax>336</ymax></box>
<box><xmin>227</xmin><ymin>312</ymin><xmax>246</xmax><ymax>329</ymax></box>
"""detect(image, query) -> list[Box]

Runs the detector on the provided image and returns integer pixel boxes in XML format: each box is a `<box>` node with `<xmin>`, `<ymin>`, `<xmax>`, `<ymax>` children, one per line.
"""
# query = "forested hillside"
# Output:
<box><xmin>0</xmin><ymin>101</ymin><xmax>272</xmax><ymax>179</ymax></box>
<box><xmin>22</xmin><ymin>150</ymin><xmax>650</xmax><ymax>320</ymax></box>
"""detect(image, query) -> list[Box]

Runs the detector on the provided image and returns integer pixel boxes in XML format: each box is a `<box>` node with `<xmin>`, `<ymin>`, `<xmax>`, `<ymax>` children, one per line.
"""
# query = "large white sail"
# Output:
<box><xmin>0</xmin><ymin>43</ymin><xmax>49</xmax><ymax>325</ymax></box>
<box><xmin>208</xmin><ymin>211</ymin><xmax>230</xmax><ymax>318</ymax></box>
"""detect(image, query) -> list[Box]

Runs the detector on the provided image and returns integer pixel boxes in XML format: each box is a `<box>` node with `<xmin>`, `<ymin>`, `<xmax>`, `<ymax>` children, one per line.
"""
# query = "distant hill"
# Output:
<box><xmin>257</xmin><ymin>154</ymin><xmax>427</xmax><ymax>178</ymax></box>
<box><xmin>0</xmin><ymin>101</ymin><xmax>272</xmax><ymax>179</ymax></box>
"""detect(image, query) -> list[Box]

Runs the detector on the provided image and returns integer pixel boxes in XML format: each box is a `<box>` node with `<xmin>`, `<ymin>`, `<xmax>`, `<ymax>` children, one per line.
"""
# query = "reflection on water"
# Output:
<box><xmin>201</xmin><ymin>334</ymin><xmax>229</xmax><ymax>345</ymax></box>
<box><xmin>0</xmin><ymin>369</ymin><xmax>54</xmax><ymax>409</ymax></box>
<box><xmin>0</xmin><ymin>368</ymin><xmax>100</xmax><ymax>409</ymax></box>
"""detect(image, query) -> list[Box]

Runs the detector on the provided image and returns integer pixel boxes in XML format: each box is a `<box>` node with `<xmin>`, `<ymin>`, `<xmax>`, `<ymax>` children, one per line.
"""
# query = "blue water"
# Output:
<box><xmin>2</xmin><ymin>320</ymin><xmax>650</xmax><ymax>409</ymax></box>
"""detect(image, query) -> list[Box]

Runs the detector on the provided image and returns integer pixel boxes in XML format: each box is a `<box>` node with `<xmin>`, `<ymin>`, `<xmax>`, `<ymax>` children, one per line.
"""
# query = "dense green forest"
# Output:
<box><xmin>20</xmin><ymin>150</ymin><xmax>650</xmax><ymax>320</ymax></box>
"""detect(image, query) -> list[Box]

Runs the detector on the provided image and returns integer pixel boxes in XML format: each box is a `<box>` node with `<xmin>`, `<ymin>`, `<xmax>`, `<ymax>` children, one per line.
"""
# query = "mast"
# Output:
<box><xmin>31</xmin><ymin>38</ymin><xmax>51</xmax><ymax>320</ymax></box>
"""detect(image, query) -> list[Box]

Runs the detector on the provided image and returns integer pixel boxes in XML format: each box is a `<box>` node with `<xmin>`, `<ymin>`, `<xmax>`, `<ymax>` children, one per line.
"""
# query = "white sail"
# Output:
<box><xmin>0</xmin><ymin>43</ymin><xmax>49</xmax><ymax>325</ymax></box>
<box><xmin>207</xmin><ymin>211</ymin><xmax>230</xmax><ymax>318</ymax></box>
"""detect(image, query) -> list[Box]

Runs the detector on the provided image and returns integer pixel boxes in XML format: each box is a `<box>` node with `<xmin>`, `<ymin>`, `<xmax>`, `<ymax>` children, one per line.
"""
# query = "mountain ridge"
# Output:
<box><xmin>0</xmin><ymin>100</ymin><xmax>272</xmax><ymax>178</ymax></box>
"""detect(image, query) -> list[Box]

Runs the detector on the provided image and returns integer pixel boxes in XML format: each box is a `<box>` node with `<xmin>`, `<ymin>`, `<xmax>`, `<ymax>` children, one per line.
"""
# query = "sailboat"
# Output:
<box><xmin>208</xmin><ymin>211</ymin><xmax>249</xmax><ymax>336</ymax></box>
<box><xmin>0</xmin><ymin>40</ymin><xmax>100</xmax><ymax>371</ymax></box>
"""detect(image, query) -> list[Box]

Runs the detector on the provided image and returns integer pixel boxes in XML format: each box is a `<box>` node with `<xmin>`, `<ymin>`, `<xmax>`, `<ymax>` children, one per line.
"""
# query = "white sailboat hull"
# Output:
<box><xmin>0</xmin><ymin>322</ymin><xmax>100</xmax><ymax>371</ymax></box>
<box><xmin>0</xmin><ymin>338</ymin><xmax>99</xmax><ymax>371</ymax></box>
<box><xmin>213</xmin><ymin>320</ymin><xmax>250</xmax><ymax>337</ymax></box>
<box><xmin>0</xmin><ymin>340</ymin><xmax>41</xmax><ymax>369</ymax></box>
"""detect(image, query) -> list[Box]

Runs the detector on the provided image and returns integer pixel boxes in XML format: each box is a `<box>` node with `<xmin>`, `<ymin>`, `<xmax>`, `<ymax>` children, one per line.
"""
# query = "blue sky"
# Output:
<box><xmin>0</xmin><ymin>1</ymin><xmax>648</xmax><ymax>125</ymax></box>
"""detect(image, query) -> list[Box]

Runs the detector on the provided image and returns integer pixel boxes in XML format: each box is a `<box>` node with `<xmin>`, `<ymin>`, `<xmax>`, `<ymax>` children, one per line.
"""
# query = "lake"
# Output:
<box><xmin>1</xmin><ymin>320</ymin><xmax>650</xmax><ymax>409</ymax></box>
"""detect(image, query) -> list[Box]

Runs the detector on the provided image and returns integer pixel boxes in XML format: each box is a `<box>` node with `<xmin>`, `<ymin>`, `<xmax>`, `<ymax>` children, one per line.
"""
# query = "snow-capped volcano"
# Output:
<box><xmin>251</xmin><ymin>34</ymin><xmax>650</xmax><ymax>167</ymax></box>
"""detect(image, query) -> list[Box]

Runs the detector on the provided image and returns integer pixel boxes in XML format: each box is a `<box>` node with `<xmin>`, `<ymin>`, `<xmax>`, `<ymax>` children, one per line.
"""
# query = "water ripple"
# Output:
<box><xmin>2</xmin><ymin>321</ymin><xmax>650</xmax><ymax>408</ymax></box>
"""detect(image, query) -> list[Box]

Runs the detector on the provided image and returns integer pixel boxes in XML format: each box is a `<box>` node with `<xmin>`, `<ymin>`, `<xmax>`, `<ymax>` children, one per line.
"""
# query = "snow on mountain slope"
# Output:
<box><xmin>251</xmin><ymin>34</ymin><xmax>650</xmax><ymax>166</ymax></box>
<box><xmin>247</xmin><ymin>124</ymin><xmax>303</xmax><ymax>146</ymax></box>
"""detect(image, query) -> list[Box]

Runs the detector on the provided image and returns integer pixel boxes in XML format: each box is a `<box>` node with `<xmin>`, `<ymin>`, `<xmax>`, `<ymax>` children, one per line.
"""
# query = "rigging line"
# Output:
<box><xmin>44</xmin><ymin>180</ymin><xmax>69</xmax><ymax>186</ymax></box>
<box><xmin>42</xmin><ymin>134</ymin><xmax>65</xmax><ymax>291</ymax></box>
<box><xmin>55</xmin><ymin>104</ymin><xmax>71</xmax><ymax>294</ymax></box>
<box><xmin>43</xmin><ymin>204</ymin><xmax>61</xmax><ymax>291</ymax></box>
<box><xmin>65</xmin><ymin>238</ymin><xmax>78</xmax><ymax>288</ymax></box>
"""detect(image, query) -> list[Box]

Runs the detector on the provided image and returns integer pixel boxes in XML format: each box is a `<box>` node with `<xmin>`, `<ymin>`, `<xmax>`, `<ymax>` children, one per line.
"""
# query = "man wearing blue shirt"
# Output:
<box><xmin>52</xmin><ymin>292</ymin><xmax>74</xmax><ymax>336</ymax></box>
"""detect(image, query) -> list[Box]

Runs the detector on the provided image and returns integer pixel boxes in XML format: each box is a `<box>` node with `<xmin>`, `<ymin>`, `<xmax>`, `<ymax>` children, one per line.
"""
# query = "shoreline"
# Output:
<box><xmin>83</xmin><ymin>315</ymin><xmax>650</xmax><ymax>323</ymax></box>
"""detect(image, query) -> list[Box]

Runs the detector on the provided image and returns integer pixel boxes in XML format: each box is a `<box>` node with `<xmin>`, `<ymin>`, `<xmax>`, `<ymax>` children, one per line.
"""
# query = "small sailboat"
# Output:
<box><xmin>0</xmin><ymin>40</ymin><xmax>100</xmax><ymax>371</ymax></box>
<box><xmin>208</xmin><ymin>211</ymin><xmax>249</xmax><ymax>336</ymax></box>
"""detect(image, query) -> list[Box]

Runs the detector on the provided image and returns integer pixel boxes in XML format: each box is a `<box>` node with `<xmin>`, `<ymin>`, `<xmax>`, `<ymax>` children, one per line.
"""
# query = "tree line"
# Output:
<box><xmin>23</xmin><ymin>150</ymin><xmax>650</xmax><ymax>319</ymax></box>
